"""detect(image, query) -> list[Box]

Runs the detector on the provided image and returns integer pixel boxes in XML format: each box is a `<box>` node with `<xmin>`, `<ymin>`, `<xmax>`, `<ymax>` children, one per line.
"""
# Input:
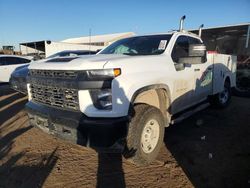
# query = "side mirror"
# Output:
<box><xmin>189</xmin><ymin>44</ymin><xmax>206</xmax><ymax>57</ymax></box>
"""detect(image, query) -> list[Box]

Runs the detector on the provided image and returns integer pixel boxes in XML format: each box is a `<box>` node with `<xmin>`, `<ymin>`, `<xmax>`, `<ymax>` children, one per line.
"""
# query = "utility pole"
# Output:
<box><xmin>246</xmin><ymin>25</ymin><xmax>250</xmax><ymax>49</ymax></box>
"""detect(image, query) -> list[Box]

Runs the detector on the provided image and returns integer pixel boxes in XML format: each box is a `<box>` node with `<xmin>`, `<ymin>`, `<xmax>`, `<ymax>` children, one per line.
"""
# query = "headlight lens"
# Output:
<box><xmin>90</xmin><ymin>89</ymin><xmax>112</xmax><ymax>110</ymax></box>
<box><xmin>86</xmin><ymin>68</ymin><xmax>121</xmax><ymax>81</ymax></box>
<box><xmin>87</xmin><ymin>68</ymin><xmax>121</xmax><ymax>110</ymax></box>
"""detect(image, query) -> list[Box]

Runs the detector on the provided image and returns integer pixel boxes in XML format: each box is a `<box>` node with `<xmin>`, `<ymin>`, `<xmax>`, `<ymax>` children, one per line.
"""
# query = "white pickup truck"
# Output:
<box><xmin>26</xmin><ymin>28</ymin><xmax>236</xmax><ymax>165</ymax></box>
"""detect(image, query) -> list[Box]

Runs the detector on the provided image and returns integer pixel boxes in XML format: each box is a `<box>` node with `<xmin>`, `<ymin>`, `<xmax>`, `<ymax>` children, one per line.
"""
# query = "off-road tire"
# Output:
<box><xmin>209</xmin><ymin>80</ymin><xmax>231</xmax><ymax>108</ymax></box>
<box><xmin>123</xmin><ymin>104</ymin><xmax>165</xmax><ymax>166</ymax></box>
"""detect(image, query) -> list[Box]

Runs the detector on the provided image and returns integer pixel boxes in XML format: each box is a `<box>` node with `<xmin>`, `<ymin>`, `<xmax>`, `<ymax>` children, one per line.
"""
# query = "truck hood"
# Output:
<box><xmin>28</xmin><ymin>54</ymin><xmax>163</xmax><ymax>70</ymax></box>
<box><xmin>28</xmin><ymin>54</ymin><xmax>126</xmax><ymax>70</ymax></box>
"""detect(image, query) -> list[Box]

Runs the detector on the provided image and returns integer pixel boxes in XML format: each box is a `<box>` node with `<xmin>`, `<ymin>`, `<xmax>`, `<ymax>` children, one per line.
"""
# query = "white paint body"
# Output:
<box><xmin>28</xmin><ymin>31</ymin><xmax>236</xmax><ymax>118</ymax></box>
<box><xmin>0</xmin><ymin>55</ymin><xmax>32</xmax><ymax>82</ymax></box>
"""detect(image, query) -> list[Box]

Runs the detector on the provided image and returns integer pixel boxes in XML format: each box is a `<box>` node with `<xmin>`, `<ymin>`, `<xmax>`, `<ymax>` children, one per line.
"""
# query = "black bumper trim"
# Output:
<box><xmin>25</xmin><ymin>101</ymin><xmax>128</xmax><ymax>149</ymax></box>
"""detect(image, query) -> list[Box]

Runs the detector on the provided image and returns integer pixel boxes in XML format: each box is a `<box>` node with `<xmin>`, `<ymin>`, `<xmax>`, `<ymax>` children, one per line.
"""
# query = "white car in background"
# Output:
<box><xmin>0</xmin><ymin>55</ymin><xmax>32</xmax><ymax>82</ymax></box>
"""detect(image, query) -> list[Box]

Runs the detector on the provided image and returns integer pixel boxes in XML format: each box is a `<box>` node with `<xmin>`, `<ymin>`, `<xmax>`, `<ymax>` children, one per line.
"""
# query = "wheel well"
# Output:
<box><xmin>225</xmin><ymin>76</ymin><xmax>231</xmax><ymax>86</ymax></box>
<box><xmin>132</xmin><ymin>88</ymin><xmax>170</xmax><ymax>124</ymax></box>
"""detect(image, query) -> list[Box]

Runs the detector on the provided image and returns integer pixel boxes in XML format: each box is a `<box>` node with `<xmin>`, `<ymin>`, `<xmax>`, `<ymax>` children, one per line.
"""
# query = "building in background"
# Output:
<box><xmin>0</xmin><ymin>45</ymin><xmax>21</xmax><ymax>55</ymax></box>
<box><xmin>191</xmin><ymin>23</ymin><xmax>250</xmax><ymax>58</ymax></box>
<box><xmin>19</xmin><ymin>32</ymin><xmax>135</xmax><ymax>58</ymax></box>
<box><xmin>191</xmin><ymin>23</ymin><xmax>250</xmax><ymax>91</ymax></box>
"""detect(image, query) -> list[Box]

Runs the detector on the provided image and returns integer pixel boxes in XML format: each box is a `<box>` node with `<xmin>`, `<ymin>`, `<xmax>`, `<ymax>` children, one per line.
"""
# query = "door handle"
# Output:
<box><xmin>194</xmin><ymin>68</ymin><xmax>200</xmax><ymax>71</ymax></box>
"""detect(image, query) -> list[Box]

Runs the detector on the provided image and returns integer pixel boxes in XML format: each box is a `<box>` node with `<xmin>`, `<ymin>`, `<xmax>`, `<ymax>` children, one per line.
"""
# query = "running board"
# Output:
<box><xmin>170</xmin><ymin>103</ymin><xmax>210</xmax><ymax>124</ymax></box>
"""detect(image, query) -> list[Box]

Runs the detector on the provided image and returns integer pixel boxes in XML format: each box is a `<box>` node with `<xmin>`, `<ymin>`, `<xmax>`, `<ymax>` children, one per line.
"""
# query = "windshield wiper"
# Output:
<box><xmin>123</xmin><ymin>52</ymin><xmax>162</xmax><ymax>56</ymax></box>
<box><xmin>122</xmin><ymin>53</ymin><xmax>140</xmax><ymax>56</ymax></box>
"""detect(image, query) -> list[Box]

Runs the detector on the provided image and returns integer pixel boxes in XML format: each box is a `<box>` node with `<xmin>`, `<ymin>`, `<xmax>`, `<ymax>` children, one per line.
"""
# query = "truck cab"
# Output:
<box><xmin>26</xmin><ymin>30</ymin><xmax>236</xmax><ymax>166</ymax></box>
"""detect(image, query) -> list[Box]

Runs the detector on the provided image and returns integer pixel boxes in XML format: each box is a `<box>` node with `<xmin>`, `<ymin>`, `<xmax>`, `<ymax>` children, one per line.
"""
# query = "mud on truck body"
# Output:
<box><xmin>26</xmin><ymin>28</ymin><xmax>236</xmax><ymax>165</ymax></box>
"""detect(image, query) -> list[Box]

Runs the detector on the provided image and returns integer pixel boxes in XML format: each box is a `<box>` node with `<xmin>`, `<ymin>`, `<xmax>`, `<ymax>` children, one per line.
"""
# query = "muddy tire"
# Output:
<box><xmin>123</xmin><ymin>104</ymin><xmax>165</xmax><ymax>166</ymax></box>
<box><xmin>209</xmin><ymin>81</ymin><xmax>231</xmax><ymax>108</ymax></box>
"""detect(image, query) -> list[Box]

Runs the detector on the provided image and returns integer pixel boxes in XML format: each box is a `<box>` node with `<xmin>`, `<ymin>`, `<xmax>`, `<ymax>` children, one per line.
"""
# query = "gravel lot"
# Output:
<box><xmin>0</xmin><ymin>84</ymin><xmax>250</xmax><ymax>188</ymax></box>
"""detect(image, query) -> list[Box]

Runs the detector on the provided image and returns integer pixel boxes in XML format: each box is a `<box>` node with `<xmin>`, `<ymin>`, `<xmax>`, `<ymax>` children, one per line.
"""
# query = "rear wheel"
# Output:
<box><xmin>123</xmin><ymin>104</ymin><xmax>165</xmax><ymax>166</ymax></box>
<box><xmin>209</xmin><ymin>80</ymin><xmax>231</xmax><ymax>108</ymax></box>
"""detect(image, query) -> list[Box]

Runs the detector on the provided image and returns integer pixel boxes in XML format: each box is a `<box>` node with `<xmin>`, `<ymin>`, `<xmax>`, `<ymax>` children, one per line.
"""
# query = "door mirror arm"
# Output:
<box><xmin>184</xmin><ymin>62</ymin><xmax>192</xmax><ymax>67</ymax></box>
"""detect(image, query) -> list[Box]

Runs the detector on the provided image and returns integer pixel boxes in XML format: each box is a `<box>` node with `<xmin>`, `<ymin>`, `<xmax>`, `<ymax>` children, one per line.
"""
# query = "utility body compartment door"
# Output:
<box><xmin>210</xmin><ymin>53</ymin><xmax>237</xmax><ymax>95</ymax></box>
<box><xmin>192</xmin><ymin>58</ymin><xmax>213</xmax><ymax>102</ymax></box>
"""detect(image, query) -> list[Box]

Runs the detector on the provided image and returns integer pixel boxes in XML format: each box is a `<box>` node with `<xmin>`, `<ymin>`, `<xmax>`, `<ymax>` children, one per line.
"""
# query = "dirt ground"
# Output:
<box><xmin>0</xmin><ymin>84</ymin><xmax>250</xmax><ymax>188</ymax></box>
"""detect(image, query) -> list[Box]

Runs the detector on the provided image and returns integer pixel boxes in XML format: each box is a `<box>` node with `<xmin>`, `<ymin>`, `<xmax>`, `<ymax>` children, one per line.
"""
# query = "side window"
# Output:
<box><xmin>5</xmin><ymin>57</ymin><xmax>18</xmax><ymax>65</ymax></box>
<box><xmin>5</xmin><ymin>57</ymin><xmax>30</xmax><ymax>65</ymax></box>
<box><xmin>0</xmin><ymin>57</ymin><xmax>6</xmax><ymax>66</ymax></box>
<box><xmin>188</xmin><ymin>37</ymin><xmax>202</xmax><ymax>45</ymax></box>
<box><xmin>171</xmin><ymin>36</ymin><xmax>189</xmax><ymax>63</ymax></box>
<box><xmin>19</xmin><ymin>58</ymin><xmax>31</xmax><ymax>64</ymax></box>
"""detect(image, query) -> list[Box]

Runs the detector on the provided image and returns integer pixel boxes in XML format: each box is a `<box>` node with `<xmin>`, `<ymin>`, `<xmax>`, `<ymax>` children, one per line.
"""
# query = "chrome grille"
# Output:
<box><xmin>30</xmin><ymin>69</ymin><xmax>78</xmax><ymax>79</ymax></box>
<box><xmin>30</xmin><ymin>84</ymin><xmax>79</xmax><ymax>110</ymax></box>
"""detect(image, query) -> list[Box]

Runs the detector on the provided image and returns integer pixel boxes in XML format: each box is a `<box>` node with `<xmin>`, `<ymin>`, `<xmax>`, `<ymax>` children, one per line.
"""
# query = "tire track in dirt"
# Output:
<box><xmin>1</xmin><ymin>85</ymin><xmax>250</xmax><ymax>187</ymax></box>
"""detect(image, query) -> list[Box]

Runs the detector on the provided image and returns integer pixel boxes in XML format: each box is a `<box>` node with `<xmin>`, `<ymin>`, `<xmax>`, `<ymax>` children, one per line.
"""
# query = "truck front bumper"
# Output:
<box><xmin>25</xmin><ymin>102</ymin><xmax>128</xmax><ymax>151</ymax></box>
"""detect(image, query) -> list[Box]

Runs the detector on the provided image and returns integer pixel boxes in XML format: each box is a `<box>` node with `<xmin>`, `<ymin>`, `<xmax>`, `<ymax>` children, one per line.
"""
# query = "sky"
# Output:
<box><xmin>0</xmin><ymin>0</ymin><xmax>249</xmax><ymax>49</ymax></box>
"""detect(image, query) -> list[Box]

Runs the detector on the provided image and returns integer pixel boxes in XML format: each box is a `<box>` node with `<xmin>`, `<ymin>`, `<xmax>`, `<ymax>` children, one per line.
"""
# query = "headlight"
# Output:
<box><xmin>87</xmin><ymin>68</ymin><xmax>121</xmax><ymax>110</ymax></box>
<box><xmin>84</xmin><ymin>68</ymin><xmax>121</xmax><ymax>110</ymax></box>
<box><xmin>90</xmin><ymin>89</ymin><xmax>112</xmax><ymax>110</ymax></box>
<box><xmin>86</xmin><ymin>68</ymin><xmax>121</xmax><ymax>81</ymax></box>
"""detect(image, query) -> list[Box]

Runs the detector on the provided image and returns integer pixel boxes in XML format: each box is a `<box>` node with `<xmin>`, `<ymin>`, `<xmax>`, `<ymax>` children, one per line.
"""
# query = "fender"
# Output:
<box><xmin>130</xmin><ymin>84</ymin><xmax>171</xmax><ymax>104</ymax></box>
<box><xmin>129</xmin><ymin>84</ymin><xmax>172</xmax><ymax>120</ymax></box>
<box><xmin>224</xmin><ymin>72</ymin><xmax>235</xmax><ymax>88</ymax></box>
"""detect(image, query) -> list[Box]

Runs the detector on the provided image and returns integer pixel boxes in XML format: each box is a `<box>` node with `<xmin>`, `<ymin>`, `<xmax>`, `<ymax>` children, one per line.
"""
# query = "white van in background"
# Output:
<box><xmin>0</xmin><ymin>55</ymin><xmax>32</xmax><ymax>82</ymax></box>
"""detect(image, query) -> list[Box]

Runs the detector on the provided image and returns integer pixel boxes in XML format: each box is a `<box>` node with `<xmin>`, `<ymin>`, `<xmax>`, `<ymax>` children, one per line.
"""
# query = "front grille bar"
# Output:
<box><xmin>30</xmin><ymin>69</ymin><xmax>78</xmax><ymax>79</ymax></box>
<box><xmin>30</xmin><ymin>84</ymin><xmax>79</xmax><ymax>111</ymax></box>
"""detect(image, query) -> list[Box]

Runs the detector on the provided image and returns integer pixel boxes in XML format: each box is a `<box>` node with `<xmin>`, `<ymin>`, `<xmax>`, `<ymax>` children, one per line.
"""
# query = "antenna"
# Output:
<box><xmin>199</xmin><ymin>24</ymin><xmax>204</xmax><ymax>37</ymax></box>
<box><xmin>89</xmin><ymin>28</ymin><xmax>92</xmax><ymax>52</ymax></box>
<box><xmin>179</xmin><ymin>15</ymin><xmax>186</xmax><ymax>31</ymax></box>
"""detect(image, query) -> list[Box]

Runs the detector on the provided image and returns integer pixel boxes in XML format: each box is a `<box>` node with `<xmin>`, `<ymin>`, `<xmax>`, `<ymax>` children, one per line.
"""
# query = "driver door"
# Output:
<box><xmin>170</xmin><ymin>35</ymin><xmax>196</xmax><ymax>114</ymax></box>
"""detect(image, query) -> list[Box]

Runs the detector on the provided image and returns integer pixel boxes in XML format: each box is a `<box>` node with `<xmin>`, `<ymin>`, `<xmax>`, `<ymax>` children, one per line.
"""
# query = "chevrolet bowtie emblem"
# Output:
<box><xmin>65</xmin><ymin>94</ymin><xmax>72</xmax><ymax>99</ymax></box>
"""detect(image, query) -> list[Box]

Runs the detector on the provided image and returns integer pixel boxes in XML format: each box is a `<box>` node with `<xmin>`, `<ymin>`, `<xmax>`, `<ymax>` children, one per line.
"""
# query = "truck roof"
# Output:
<box><xmin>124</xmin><ymin>30</ymin><xmax>200</xmax><ymax>39</ymax></box>
<box><xmin>0</xmin><ymin>54</ymin><xmax>33</xmax><ymax>60</ymax></box>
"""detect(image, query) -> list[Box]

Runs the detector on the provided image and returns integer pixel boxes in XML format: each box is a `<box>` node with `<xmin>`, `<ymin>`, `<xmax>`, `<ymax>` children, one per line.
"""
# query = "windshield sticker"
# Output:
<box><xmin>158</xmin><ymin>40</ymin><xmax>168</xmax><ymax>50</ymax></box>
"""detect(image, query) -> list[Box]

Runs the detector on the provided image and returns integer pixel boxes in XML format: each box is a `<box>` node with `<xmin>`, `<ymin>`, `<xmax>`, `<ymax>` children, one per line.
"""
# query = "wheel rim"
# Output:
<box><xmin>219</xmin><ymin>86</ymin><xmax>229</xmax><ymax>104</ymax></box>
<box><xmin>141</xmin><ymin>119</ymin><xmax>160</xmax><ymax>154</ymax></box>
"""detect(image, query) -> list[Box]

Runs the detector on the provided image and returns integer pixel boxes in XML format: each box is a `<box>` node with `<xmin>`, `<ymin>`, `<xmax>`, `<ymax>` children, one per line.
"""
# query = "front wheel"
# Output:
<box><xmin>123</xmin><ymin>104</ymin><xmax>165</xmax><ymax>166</ymax></box>
<box><xmin>209</xmin><ymin>81</ymin><xmax>231</xmax><ymax>108</ymax></box>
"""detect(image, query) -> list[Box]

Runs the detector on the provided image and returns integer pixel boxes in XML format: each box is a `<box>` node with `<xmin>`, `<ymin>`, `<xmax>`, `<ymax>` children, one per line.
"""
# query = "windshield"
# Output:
<box><xmin>48</xmin><ymin>51</ymin><xmax>72</xmax><ymax>58</ymax></box>
<box><xmin>100</xmin><ymin>34</ymin><xmax>172</xmax><ymax>55</ymax></box>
